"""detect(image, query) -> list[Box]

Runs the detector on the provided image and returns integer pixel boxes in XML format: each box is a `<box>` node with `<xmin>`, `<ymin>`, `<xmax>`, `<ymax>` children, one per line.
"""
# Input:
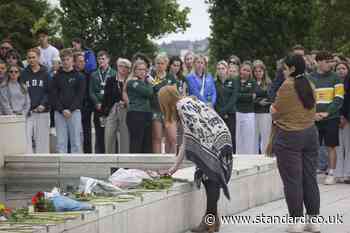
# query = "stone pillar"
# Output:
<box><xmin>0</xmin><ymin>116</ymin><xmax>26</xmax><ymax>167</ymax></box>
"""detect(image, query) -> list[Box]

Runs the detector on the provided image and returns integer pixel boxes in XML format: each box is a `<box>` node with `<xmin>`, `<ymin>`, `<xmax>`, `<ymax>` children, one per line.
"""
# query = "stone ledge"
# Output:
<box><xmin>0</xmin><ymin>156</ymin><xmax>283</xmax><ymax>233</ymax></box>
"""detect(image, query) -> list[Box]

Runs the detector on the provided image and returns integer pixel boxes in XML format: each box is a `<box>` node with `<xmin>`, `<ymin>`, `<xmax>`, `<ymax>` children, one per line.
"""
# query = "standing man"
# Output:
<box><xmin>309</xmin><ymin>51</ymin><xmax>344</xmax><ymax>185</ymax></box>
<box><xmin>71</xmin><ymin>38</ymin><xmax>97</xmax><ymax>74</ymax></box>
<box><xmin>51</xmin><ymin>49</ymin><xmax>85</xmax><ymax>153</ymax></box>
<box><xmin>74</xmin><ymin>52</ymin><xmax>93</xmax><ymax>153</ymax></box>
<box><xmin>21</xmin><ymin>48</ymin><xmax>50</xmax><ymax>153</ymax></box>
<box><xmin>89</xmin><ymin>51</ymin><xmax>116</xmax><ymax>153</ymax></box>
<box><xmin>36</xmin><ymin>28</ymin><xmax>60</xmax><ymax>73</ymax></box>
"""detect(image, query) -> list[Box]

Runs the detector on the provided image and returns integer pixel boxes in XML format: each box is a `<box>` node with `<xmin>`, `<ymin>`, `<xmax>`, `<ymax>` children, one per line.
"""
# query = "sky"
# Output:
<box><xmin>157</xmin><ymin>0</ymin><xmax>211</xmax><ymax>43</ymax></box>
<box><xmin>48</xmin><ymin>0</ymin><xmax>211</xmax><ymax>43</ymax></box>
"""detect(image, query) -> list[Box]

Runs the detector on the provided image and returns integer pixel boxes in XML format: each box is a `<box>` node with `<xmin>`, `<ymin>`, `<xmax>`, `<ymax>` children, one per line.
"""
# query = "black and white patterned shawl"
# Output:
<box><xmin>177</xmin><ymin>97</ymin><xmax>233</xmax><ymax>200</ymax></box>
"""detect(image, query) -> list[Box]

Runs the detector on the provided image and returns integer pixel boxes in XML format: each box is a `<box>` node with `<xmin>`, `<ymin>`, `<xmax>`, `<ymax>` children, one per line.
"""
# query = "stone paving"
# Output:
<box><xmin>218</xmin><ymin>183</ymin><xmax>350</xmax><ymax>233</ymax></box>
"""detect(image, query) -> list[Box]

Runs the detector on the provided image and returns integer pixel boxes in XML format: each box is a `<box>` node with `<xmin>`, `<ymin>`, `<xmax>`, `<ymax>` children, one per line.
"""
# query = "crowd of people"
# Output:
<box><xmin>0</xmin><ymin>30</ymin><xmax>350</xmax><ymax>186</ymax></box>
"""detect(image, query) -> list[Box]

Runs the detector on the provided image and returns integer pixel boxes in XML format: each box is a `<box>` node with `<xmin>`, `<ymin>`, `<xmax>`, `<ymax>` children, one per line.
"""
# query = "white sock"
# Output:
<box><xmin>328</xmin><ymin>169</ymin><xmax>334</xmax><ymax>175</ymax></box>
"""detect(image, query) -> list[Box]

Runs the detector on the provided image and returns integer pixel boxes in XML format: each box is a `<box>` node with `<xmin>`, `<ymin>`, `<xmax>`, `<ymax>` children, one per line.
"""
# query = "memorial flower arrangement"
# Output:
<box><xmin>31</xmin><ymin>192</ymin><xmax>55</xmax><ymax>212</ymax></box>
<box><xmin>0</xmin><ymin>203</ymin><xmax>12</xmax><ymax>220</ymax></box>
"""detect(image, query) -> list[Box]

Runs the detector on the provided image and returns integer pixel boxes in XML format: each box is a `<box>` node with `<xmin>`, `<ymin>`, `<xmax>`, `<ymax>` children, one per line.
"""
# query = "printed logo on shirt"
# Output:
<box><xmin>26</xmin><ymin>79</ymin><xmax>44</xmax><ymax>88</ymax></box>
<box><xmin>132</xmin><ymin>81</ymin><xmax>139</xmax><ymax>88</ymax></box>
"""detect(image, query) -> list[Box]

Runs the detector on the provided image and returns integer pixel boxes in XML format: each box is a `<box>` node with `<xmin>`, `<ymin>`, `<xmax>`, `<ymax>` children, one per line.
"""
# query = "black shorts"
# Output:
<box><xmin>315</xmin><ymin>118</ymin><xmax>339</xmax><ymax>147</ymax></box>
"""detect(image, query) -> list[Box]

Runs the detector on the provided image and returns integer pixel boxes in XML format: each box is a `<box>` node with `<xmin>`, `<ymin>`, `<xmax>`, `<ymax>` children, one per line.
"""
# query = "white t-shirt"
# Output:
<box><xmin>39</xmin><ymin>45</ymin><xmax>60</xmax><ymax>72</ymax></box>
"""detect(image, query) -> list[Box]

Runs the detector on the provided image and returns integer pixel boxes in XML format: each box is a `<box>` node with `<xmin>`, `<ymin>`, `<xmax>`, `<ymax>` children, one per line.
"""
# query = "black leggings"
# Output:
<box><xmin>222</xmin><ymin>113</ymin><xmax>236</xmax><ymax>154</ymax></box>
<box><xmin>203</xmin><ymin>179</ymin><xmax>221</xmax><ymax>215</ymax></box>
<box><xmin>126</xmin><ymin>111</ymin><xmax>152</xmax><ymax>153</ymax></box>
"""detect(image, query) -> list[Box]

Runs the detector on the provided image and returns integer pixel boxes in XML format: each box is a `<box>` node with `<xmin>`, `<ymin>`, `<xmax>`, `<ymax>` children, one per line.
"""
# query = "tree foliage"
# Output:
<box><xmin>59</xmin><ymin>0</ymin><xmax>190</xmax><ymax>58</ymax></box>
<box><xmin>0</xmin><ymin>0</ymin><xmax>60</xmax><ymax>54</ymax></box>
<box><xmin>312</xmin><ymin>0</ymin><xmax>350</xmax><ymax>54</ymax></box>
<box><xmin>207</xmin><ymin>0</ymin><xmax>317</xmax><ymax>69</ymax></box>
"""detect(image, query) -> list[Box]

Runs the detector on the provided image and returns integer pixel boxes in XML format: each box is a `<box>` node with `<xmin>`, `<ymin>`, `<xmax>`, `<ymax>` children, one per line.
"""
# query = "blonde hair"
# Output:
<box><xmin>117</xmin><ymin>58</ymin><xmax>132</xmax><ymax>69</ymax></box>
<box><xmin>216</xmin><ymin>60</ymin><xmax>228</xmax><ymax>79</ymax></box>
<box><xmin>217</xmin><ymin>60</ymin><xmax>228</xmax><ymax>68</ymax></box>
<box><xmin>158</xmin><ymin>85</ymin><xmax>181</xmax><ymax>124</ymax></box>
<box><xmin>252</xmin><ymin>59</ymin><xmax>271</xmax><ymax>89</ymax></box>
<box><xmin>193</xmin><ymin>54</ymin><xmax>208</xmax><ymax>74</ymax></box>
<box><xmin>155</xmin><ymin>53</ymin><xmax>169</xmax><ymax>64</ymax></box>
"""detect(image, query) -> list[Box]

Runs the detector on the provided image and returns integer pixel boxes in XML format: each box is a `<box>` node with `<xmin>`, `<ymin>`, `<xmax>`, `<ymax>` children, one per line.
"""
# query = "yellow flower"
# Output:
<box><xmin>0</xmin><ymin>203</ymin><xmax>5</xmax><ymax>212</ymax></box>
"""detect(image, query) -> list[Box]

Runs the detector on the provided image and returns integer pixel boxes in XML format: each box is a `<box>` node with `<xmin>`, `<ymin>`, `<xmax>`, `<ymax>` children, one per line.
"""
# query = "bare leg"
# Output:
<box><xmin>328</xmin><ymin>146</ymin><xmax>337</xmax><ymax>170</ymax></box>
<box><xmin>165</xmin><ymin>122</ymin><xmax>177</xmax><ymax>153</ymax></box>
<box><xmin>152</xmin><ymin>120</ymin><xmax>163</xmax><ymax>153</ymax></box>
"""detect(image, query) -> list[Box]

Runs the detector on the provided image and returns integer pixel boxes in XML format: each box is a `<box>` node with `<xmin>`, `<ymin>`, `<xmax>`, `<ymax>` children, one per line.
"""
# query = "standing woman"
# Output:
<box><xmin>271</xmin><ymin>54</ymin><xmax>320</xmax><ymax>233</ymax></box>
<box><xmin>166</xmin><ymin>56</ymin><xmax>186</xmax><ymax>153</ymax></box>
<box><xmin>186</xmin><ymin>54</ymin><xmax>216</xmax><ymax>107</ymax></box>
<box><xmin>228</xmin><ymin>63</ymin><xmax>239</xmax><ymax>78</ymax></box>
<box><xmin>168</xmin><ymin>56</ymin><xmax>187</xmax><ymax>96</ymax></box>
<box><xmin>159</xmin><ymin>85</ymin><xmax>233</xmax><ymax>233</ymax></box>
<box><xmin>253</xmin><ymin>60</ymin><xmax>272</xmax><ymax>154</ymax></box>
<box><xmin>335</xmin><ymin>62</ymin><xmax>350</xmax><ymax>183</ymax></box>
<box><xmin>236</xmin><ymin>62</ymin><xmax>256</xmax><ymax>154</ymax></box>
<box><xmin>102</xmin><ymin>58</ymin><xmax>131</xmax><ymax>154</ymax></box>
<box><xmin>151</xmin><ymin>54</ymin><xmax>177</xmax><ymax>153</ymax></box>
<box><xmin>126</xmin><ymin>60</ymin><xmax>153</xmax><ymax>153</ymax></box>
<box><xmin>0</xmin><ymin>64</ymin><xmax>30</xmax><ymax>115</ymax></box>
<box><xmin>183</xmin><ymin>51</ymin><xmax>194</xmax><ymax>76</ymax></box>
<box><xmin>215</xmin><ymin>60</ymin><xmax>238</xmax><ymax>153</ymax></box>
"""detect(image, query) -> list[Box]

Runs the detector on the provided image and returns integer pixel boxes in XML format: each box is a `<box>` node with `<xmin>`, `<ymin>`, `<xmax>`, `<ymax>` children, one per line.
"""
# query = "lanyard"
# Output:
<box><xmin>98</xmin><ymin>66</ymin><xmax>110</xmax><ymax>86</ymax></box>
<box><xmin>199</xmin><ymin>74</ymin><xmax>206</xmax><ymax>97</ymax></box>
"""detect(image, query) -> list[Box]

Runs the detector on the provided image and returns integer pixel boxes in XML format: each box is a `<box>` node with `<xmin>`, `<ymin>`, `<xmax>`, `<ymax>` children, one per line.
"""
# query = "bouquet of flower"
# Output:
<box><xmin>31</xmin><ymin>192</ymin><xmax>55</xmax><ymax>212</ymax></box>
<box><xmin>0</xmin><ymin>203</ymin><xmax>12</xmax><ymax>220</ymax></box>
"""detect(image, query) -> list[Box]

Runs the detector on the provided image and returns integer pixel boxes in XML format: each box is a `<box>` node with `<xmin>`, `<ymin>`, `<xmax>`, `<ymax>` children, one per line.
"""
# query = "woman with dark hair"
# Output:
<box><xmin>159</xmin><ymin>85</ymin><xmax>233</xmax><ymax>233</ymax></box>
<box><xmin>167</xmin><ymin>56</ymin><xmax>187</xmax><ymax>96</ymax></box>
<box><xmin>5</xmin><ymin>49</ymin><xmax>24</xmax><ymax>68</ymax></box>
<box><xmin>270</xmin><ymin>54</ymin><xmax>320</xmax><ymax>233</ymax></box>
<box><xmin>335</xmin><ymin>62</ymin><xmax>350</xmax><ymax>183</ymax></box>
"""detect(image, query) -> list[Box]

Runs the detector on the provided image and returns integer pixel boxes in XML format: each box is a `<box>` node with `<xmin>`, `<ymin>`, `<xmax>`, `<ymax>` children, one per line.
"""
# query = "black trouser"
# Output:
<box><xmin>273</xmin><ymin>125</ymin><xmax>320</xmax><ymax>217</ymax></box>
<box><xmin>126</xmin><ymin>111</ymin><xmax>152</xmax><ymax>153</ymax></box>
<box><xmin>203</xmin><ymin>179</ymin><xmax>220</xmax><ymax>216</ymax></box>
<box><xmin>82</xmin><ymin>108</ymin><xmax>92</xmax><ymax>153</ymax></box>
<box><xmin>222</xmin><ymin>113</ymin><xmax>236</xmax><ymax>154</ymax></box>
<box><xmin>50</xmin><ymin>110</ymin><xmax>55</xmax><ymax>128</ymax></box>
<box><xmin>93</xmin><ymin>111</ymin><xmax>105</xmax><ymax>153</ymax></box>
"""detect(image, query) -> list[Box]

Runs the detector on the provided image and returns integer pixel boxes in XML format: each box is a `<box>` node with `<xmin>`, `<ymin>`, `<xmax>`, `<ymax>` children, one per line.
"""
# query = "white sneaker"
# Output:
<box><xmin>324</xmin><ymin>175</ymin><xmax>336</xmax><ymax>185</ymax></box>
<box><xmin>286</xmin><ymin>218</ymin><xmax>304</xmax><ymax>233</ymax></box>
<box><xmin>286</xmin><ymin>223</ymin><xmax>304</xmax><ymax>233</ymax></box>
<box><xmin>304</xmin><ymin>223</ymin><xmax>321</xmax><ymax>233</ymax></box>
<box><xmin>305</xmin><ymin>215</ymin><xmax>321</xmax><ymax>233</ymax></box>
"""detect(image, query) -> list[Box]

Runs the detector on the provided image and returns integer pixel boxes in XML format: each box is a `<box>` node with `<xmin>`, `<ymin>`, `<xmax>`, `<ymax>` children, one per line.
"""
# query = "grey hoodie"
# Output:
<box><xmin>0</xmin><ymin>81</ymin><xmax>30</xmax><ymax>115</ymax></box>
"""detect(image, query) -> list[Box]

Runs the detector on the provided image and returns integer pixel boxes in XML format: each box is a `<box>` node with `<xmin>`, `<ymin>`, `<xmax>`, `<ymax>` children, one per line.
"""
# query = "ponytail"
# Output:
<box><xmin>284</xmin><ymin>54</ymin><xmax>316</xmax><ymax>110</ymax></box>
<box><xmin>294</xmin><ymin>74</ymin><xmax>315</xmax><ymax>110</ymax></box>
